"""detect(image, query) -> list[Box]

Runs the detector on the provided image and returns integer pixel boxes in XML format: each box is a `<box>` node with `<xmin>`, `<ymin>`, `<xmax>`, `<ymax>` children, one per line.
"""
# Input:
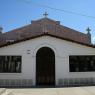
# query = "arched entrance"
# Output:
<box><xmin>36</xmin><ymin>47</ymin><xmax>55</xmax><ymax>86</ymax></box>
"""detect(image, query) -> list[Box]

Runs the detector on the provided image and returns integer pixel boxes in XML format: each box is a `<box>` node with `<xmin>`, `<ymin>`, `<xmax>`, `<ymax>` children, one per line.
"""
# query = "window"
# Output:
<box><xmin>69</xmin><ymin>55</ymin><xmax>95</xmax><ymax>72</ymax></box>
<box><xmin>0</xmin><ymin>56</ymin><xmax>21</xmax><ymax>73</ymax></box>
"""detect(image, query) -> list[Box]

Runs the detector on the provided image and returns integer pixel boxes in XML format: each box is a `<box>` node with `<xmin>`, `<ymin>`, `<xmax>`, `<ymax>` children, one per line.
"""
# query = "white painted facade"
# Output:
<box><xmin>0</xmin><ymin>35</ymin><xmax>95</xmax><ymax>86</ymax></box>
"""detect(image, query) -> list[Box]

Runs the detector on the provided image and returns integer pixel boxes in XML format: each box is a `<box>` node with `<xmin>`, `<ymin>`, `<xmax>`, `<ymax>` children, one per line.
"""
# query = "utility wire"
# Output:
<box><xmin>18</xmin><ymin>0</ymin><xmax>95</xmax><ymax>19</ymax></box>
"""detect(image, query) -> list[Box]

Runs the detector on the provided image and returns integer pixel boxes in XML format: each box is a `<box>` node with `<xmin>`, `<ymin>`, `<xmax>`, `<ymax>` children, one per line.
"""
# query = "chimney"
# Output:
<box><xmin>31</xmin><ymin>20</ymin><xmax>35</xmax><ymax>24</ymax></box>
<box><xmin>56</xmin><ymin>21</ymin><xmax>60</xmax><ymax>25</ymax></box>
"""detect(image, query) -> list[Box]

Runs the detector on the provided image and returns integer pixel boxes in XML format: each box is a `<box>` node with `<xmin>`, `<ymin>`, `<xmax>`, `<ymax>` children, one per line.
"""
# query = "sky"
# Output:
<box><xmin>0</xmin><ymin>0</ymin><xmax>95</xmax><ymax>43</ymax></box>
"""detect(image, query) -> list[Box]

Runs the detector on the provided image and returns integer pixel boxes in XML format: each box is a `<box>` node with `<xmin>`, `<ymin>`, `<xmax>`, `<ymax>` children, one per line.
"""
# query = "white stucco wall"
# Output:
<box><xmin>0</xmin><ymin>36</ymin><xmax>95</xmax><ymax>86</ymax></box>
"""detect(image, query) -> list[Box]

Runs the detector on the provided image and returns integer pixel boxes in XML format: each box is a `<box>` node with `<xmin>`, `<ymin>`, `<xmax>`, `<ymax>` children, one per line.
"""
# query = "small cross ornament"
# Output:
<box><xmin>43</xmin><ymin>12</ymin><xmax>48</xmax><ymax>18</ymax></box>
<box><xmin>86</xmin><ymin>27</ymin><xmax>91</xmax><ymax>33</ymax></box>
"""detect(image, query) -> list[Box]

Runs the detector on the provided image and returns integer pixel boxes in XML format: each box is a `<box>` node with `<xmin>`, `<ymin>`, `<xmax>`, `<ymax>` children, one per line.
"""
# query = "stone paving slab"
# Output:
<box><xmin>1</xmin><ymin>86</ymin><xmax>95</xmax><ymax>95</ymax></box>
<box><xmin>0</xmin><ymin>88</ymin><xmax>7</xmax><ymax>95</ymax></box>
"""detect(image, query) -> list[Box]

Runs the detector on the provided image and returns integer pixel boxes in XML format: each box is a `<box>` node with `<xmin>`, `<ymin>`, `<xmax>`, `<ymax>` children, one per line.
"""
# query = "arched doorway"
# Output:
<box><xmin>36</xmin><ymin>47</ymin><xmax>55</xmax><ymax>86</ymax></box>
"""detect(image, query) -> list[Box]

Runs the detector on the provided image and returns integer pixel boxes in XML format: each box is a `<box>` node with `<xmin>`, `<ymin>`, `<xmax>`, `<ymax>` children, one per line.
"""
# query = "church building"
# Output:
<box><xmin>0</xmin><ymin>13</ymin><xmax>95</xmax><ymax>87</ymax></box>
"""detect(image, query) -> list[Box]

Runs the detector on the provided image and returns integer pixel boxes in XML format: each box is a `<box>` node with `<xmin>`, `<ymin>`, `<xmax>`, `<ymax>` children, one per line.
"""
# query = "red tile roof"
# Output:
<box><xmin>0</xmin><ymin>17</ymin><xmax>94</xmax><ymax>48</ymax></box>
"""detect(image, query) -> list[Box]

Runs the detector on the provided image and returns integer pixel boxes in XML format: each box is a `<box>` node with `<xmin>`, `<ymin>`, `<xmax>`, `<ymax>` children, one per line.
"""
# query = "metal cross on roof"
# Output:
<box><xmin>43</xmin><ymin>12</ymin><xmax>48</xmax><ymax>18</ymax></box>
<box><xmin>86</xmin><ymin>27</ymin><xmax>91</xmax><ymax>33</ymax></box>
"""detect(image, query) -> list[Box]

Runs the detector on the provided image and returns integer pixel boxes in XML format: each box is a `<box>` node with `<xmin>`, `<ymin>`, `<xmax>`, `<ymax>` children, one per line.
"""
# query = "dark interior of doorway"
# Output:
<box><xmin>36</xmin><ymin>47</ymin><xmax>55</xmax><ymax>86</ymax></box>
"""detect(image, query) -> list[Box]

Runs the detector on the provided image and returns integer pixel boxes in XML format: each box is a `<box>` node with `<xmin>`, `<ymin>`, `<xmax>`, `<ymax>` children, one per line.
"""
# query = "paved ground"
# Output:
<box><xmin>1</xmin><ymin>86</ymin><xmax>95</xmax><ymax>95</ymax></box>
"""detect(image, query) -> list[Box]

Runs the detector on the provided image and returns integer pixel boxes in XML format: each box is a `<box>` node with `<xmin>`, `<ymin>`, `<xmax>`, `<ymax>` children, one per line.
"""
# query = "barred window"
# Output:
<box><xmin>69</xmin><ymin>55</ymin><xmax>95</xmax><ymax>72</ymax></box>
<box><xmin>0</xmin><ymin>56</ymin><xmax>21</xmax><ymax>73</ymax></box>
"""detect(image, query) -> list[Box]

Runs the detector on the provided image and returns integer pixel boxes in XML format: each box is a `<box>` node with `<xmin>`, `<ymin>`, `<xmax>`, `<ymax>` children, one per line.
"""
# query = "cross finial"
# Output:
<box><xmin>86</xmin><ymin>27</ymin><xmax>91</xmax><ymax>33</ymax></box>
<box><xmin>86</xmin><ymin>27</ymin><xmax>91</xmax><ymax>32</ymax></box>
<box><xmin>43</xmin><ymin>12</ymin><xmax>48</xmax><ymax>18</ymax></box>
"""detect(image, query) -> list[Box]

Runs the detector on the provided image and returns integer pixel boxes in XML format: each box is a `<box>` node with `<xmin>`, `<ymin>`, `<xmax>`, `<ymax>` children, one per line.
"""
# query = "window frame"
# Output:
<box><xmin>0</xmin><ymin>55</ymin><xmax>22</xmax><ymax>73</ymax></box>
<box><xmin>69</xmin><ymin>55</ymin><xmax>95</xmax><ymax>72</ymax></box>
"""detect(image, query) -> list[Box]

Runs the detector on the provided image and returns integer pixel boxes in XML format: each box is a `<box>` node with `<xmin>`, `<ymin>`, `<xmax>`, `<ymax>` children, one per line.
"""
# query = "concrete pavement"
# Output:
<box><xmin>1</xmin><ymin>86</ymin><xmax>95</xmax><ymax>95</ymax></box>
